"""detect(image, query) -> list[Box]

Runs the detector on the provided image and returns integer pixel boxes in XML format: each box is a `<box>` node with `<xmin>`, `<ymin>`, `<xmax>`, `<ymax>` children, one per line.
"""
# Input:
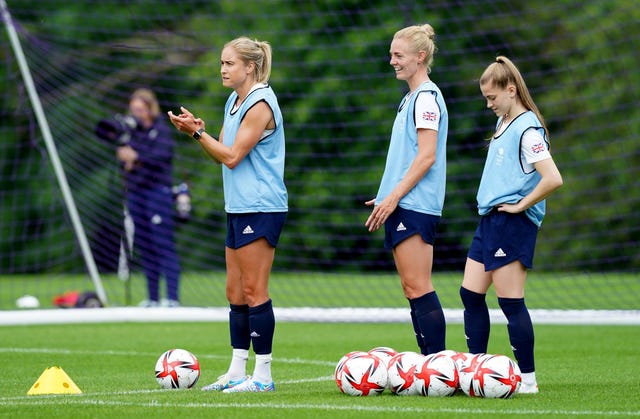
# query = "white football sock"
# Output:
<box><xmin>521</xmin><ymin>371</ymin><xmax>537</xmax><ymax>386</ymax></box>
<box><xmin>227</xmin><ymin>349</ymin><xmax>249</xmax><ymax>379</ymax></box>
<box><xmin>252</xmin><ymin>353</ymin><xmax>273</xmax><ymax>383</ymax></box>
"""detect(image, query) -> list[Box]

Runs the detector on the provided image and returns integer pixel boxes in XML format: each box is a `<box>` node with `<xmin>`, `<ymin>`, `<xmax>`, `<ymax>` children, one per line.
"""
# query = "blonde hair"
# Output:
<box><xmin>480</xmin><ymin>56</ymin><xmax>549</xmax><ymax>140</ymax></box>
<box><xmin>130</xmin><ymin>88</ymin><xmax>160</xmax><ymax>119</ymax></box>
<box><xmin>224</xmin><ymin>37</ymin><xmax>272</xmax><ymax>84</ymax></box>
<box><xmin>393</xmin><ymin>24</ymin><xmax>437</xmax><ymax>74</ymax></box>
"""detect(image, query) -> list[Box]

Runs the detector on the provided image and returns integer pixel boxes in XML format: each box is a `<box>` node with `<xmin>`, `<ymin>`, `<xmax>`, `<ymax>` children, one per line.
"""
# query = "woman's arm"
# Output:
<box><xmin>365</xmin><ymin>128</ymin><xmax>437</xmax><ymax>232</ymax></box>
<box><xmin>169</xmin><ymin>105</ymin><xmax>272</xmax><ymax>169</ymax></box>
<box><xmin>497</xmin><ymin>157</ymin><xmax>564</xmax><ymax>213</ymax></box>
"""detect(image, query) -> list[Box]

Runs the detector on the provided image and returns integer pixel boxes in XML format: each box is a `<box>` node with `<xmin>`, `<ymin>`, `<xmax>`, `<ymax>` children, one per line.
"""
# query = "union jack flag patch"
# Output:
<box><xmin>531</xmin><ymin>143</ymin><xmax>545</xmax><ymax>153</ymax></box>
<box><xmin>422</xmin><ymin>111</ymin><xmax>437</xmax><ymax>121</ymax></box>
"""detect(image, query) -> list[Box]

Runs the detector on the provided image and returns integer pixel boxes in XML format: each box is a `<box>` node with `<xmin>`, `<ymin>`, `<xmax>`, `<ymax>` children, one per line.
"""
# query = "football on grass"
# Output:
<box><xmin>471</xmin><ymin>354</ymin><xmax>522</xmax><ymax>398</ymax></box>
<box><xmin>339</xmin><ymin>353</ymin><xmax>387</xmax><ymax>396</ymax></box>
<box><xmin>414</xmin><ymin>352</ymin><xmax>459</xmax><ymax>397</ymax></box>
<box><xmin>334</xmin><ymin>351</ymin><xmax>368</xmax><ymax>388</ymax></box>
<box><xmin>386</xmin><ymin>351</ymin><xmax>425</xmax><ymax>396</ymax></box>
<box><xmin>459</xmin><ymin>353</ymin><xmax>492</xmax><ymax>396</ymax></box>
<box><xmin>155</xmin><ymin>349</ymin><xmax>201</xmax><ymax>389</ymax></box>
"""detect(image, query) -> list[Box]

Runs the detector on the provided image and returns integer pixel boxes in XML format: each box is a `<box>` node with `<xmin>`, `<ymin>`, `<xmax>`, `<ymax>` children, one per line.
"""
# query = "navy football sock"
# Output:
<box><xmin>411</xmin><ymin>291</ymin><xmax>446</xmax><ymax>355</ymax></box>
<box><xmin>229</xmin><ymin>304</ymin><xmax>251</xmax><ymax>350</ymax></box>
<box><xmin>460</xmin><ymin>287</ymin><xmax>490</xmax><ymax>353</ymax></box>
<box><xmin>249</xmin><ymin>299</ymin><xmax>276</xmax><ymax>355</ymax></box>
<box><xmin>408</xmin><ymin>299</ymin><xmax>428</xmax><ymax>354</ymax></box>
<box><xmin>498</xmin><ymin>297</ymin><xmax>535</xmax><ymax>373</ymax></box>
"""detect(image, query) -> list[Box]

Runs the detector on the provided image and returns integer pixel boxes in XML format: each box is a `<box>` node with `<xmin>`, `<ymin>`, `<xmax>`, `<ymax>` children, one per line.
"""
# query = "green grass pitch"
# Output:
<box><xmin>1</xmin><ymin>322</ymin><xmax>639</xmax><ymax>418</ymax></box>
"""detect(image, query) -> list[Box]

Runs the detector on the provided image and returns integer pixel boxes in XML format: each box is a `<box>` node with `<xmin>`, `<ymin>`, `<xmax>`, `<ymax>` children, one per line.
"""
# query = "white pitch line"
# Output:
<box><xmin>0</xmin><ymin>398</ymin><xmax>638</xmax><ymax>416</ymax></box>
<box><xmin>280</xmin><ymin>375</ymin><xmax>333</xmax><ymax>384</ymax></box>
<box><xmin>0</xmin><ymin>347</ymin><xmax>335</xmax><ymax>366</ymax></box>
<box><xmin>0</xmin><ymin>377</ymin><xmax>333</xmax><ymax>403</ymax></box>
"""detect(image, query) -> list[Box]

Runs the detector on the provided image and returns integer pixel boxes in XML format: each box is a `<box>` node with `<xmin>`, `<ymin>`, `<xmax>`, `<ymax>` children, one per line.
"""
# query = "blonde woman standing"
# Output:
<box><xmin>169</xmin><ymin>37</ymin><xmax>287</xmax><ymax>393</ymax></box>
<box><xmin>366</xmin><ymin>24</ymin><xmax>449</xmax><ymax>355</ymax></box>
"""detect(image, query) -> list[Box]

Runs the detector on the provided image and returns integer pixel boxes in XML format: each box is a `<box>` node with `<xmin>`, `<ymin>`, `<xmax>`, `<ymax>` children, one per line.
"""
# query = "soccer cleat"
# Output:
<box><xmin>201</xmin><ymin>374</ymin><xmax>248</xmax><ymax>391</ymax></box>
<box><xmin>222</xmin><ymin>377</ymin><xmax>275</xmax><ymax>393</ymax></box>
<box><xmin>519</xmin><ymin>382</ymin><xmax>539</xmax><ymax>394</ymax></box>
<box><xmin>138</xmin><ymin>299</ymin><xmax>159</xmax><ymax>308</ymax></box>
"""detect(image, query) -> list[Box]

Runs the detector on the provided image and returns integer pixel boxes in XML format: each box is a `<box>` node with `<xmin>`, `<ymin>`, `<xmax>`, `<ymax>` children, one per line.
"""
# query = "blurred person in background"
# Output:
<box><xmin>116</xmin><ymin>88</ymin><xmax>181</xmax><ymax>308</ymax></box>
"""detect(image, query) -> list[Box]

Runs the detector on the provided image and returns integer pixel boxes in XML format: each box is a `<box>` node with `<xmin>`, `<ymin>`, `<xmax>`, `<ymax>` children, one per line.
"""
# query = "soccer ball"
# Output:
<box><xmin>368</xmin><ymin>346</ymin><xmax>398</xmax><ymax>368</ymax></box>
<box><xmin>414</xmin><ymin>352</ymin><xmax>459</xmax><ymax>397</ymax></box>
<box><xmin>339</xmin><ymin>354</ymin><xmax>387</xmax><ymax>396</ymax></box>
<box><xmin>155</xmin><ymin>349</ymin><xmax>201</xmax><ymax>389</ymax></box>
<box><xmin>387</xmin><ymin>351</ymin><xmax>425</xmax><ymax>396</ymax></box>
<box><xmin>335</xmin><ymin>351</ymin><xmax>368</xmax><ymax>389</ymax></box>
<box><xmin>459</xmin><ymin>353</ymin><xmax>492</xmax><ymax>396</ymax></box>
<box><xmin>471</xmin><ymin>354</ymin><xmax>522</xmax><ymax>398</ymax></box>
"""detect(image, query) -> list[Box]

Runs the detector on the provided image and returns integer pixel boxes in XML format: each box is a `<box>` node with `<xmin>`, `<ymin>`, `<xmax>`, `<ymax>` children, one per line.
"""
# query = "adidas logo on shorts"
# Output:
<box><xmin>396</xmin><ymin>222</ymin><xmax>407</xmax><ymax>232</ymax></box>
<box><xmin>494</xmin><ymin>248</ymin><xmax>507</xmax><ymax>257</ymax></box>
<box><xmin>242</xmin><ymin>225</ymin><xmax>254</xmax><ymax>235</ymax></box>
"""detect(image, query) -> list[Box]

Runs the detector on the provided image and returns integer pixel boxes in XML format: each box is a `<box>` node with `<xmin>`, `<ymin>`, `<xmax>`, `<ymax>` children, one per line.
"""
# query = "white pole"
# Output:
<box><xmin>1</xmin><ymin>0</ymin><xmax>108</xmax><ymax>305</ymax></box>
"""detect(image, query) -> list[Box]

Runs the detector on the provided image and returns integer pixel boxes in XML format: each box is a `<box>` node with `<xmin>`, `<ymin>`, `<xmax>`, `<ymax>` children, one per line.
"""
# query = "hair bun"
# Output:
<box><xmin>421</xmin><ymin>23</ymin><xmax>435</xmax><ymax>40</ymax></box>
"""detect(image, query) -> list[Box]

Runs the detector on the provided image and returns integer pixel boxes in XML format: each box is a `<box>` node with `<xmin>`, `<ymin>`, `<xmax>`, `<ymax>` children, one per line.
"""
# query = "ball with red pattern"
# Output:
<box><xmin>386</xmin><ymin>351</ymin><xmax>425</xmax><ymax>396</ymax></box>
<box><xmin>471</xmin><ymin>354</ymin><xmax>522</xmax><ymax>398</ymax></box>
<box><xmin>334</xmin><ymin>351</ymin><xmax>368</xmax><ymax>390</ymax></box>
<box><xmin>459</xmin><ymin>353</ymin><xmax>492</xmax><ymax>396</ymax></box>
<box><xmin>155</xmin><ymin>349</ymin><xmax>201</xmax><ymax>389</ymax></box>
<box><xmin>339</xmin><ymin>353</ymin><xmax>388</xmax><ymax>396</ymax></box>
<box><xmin>414</xmin><ymin>352</ymin><xmax>459</xmax><ymax>397</ymax></box>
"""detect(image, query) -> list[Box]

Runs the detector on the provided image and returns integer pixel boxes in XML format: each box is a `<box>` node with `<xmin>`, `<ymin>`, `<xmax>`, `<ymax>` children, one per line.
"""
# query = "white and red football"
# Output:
<box><xmin>459</xmin><ymin>353</ymin><xmax>492</xmax><ymax>396</ymax></box>
<box><xmin>339</xmin><ymin>353</ymin><xmax>387</xmax><ymax>396</ymax></box>
<box><xmin>386</xmin><ymin>351</ymin><xmax>425</xmax><ymax>396</ymax></box>
<box><xmin>414</xmin><ymin>352</ymin><xmax>459</xmax><ymax>397</ymax></box>
<box><xmin>155</xmin><ymin>349</ymin><xmax>200</xmax><ymax>389</ymax></box>
<box><xmin>471</xmin><ymin>354</ymin><xmax>522</xmax><ymax>398</ymax></box>
<box><xmin>334</xmin><ymin>351</ymin><xmax>368</xmax><ymax>389</ymax></box>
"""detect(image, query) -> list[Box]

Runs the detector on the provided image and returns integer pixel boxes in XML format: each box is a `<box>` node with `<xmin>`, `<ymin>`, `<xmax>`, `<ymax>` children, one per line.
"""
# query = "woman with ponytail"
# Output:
<box><xmin>460</xmin><ymin>56</ymin><xmax>563</xmax><ymax>394</ymax></box>
<box><xmin>366</xmin><ymin>24</ymin><xmax>449</xmax><ymax>355</ymax></box>
<box><xmin>169</xmin><ymin>37</ymin><xmax>287</xmax><ymax>393</ymax></box>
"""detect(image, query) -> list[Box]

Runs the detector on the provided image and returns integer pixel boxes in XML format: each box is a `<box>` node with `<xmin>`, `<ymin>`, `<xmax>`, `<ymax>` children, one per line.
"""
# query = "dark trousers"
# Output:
<box><xmin>127</xmin><ymin>186</ymin><xmax>180</xmax><ymax>302</ymax></box>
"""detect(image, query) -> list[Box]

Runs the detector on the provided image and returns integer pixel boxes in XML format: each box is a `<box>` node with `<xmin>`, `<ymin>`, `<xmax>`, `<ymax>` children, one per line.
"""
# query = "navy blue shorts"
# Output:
<box><xmin>468</xmin><ymin>210</ymin><xmax>538</xmax><ymax>271</ymax></box>
<box><xmin>226</xmin><ymin>212</ymin><xmax>287</xmax><ymax>249</ymax></box>
<box><xmin>384</xmin><ymin>207</ymin><xmax>440</xmax><ymax>249</ymax></box>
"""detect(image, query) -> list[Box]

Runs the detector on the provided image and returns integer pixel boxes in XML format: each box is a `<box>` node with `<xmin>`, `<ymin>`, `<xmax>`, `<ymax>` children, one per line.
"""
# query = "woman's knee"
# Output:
<box><xmin>241</xmin><ymin>281</ymin><xmax>269</xmax><ymax>306</ymax></box>
<box><xmin>400</xmin><ymin>276</ymin><xmax>434</xmax><ymax>299</ymax></box>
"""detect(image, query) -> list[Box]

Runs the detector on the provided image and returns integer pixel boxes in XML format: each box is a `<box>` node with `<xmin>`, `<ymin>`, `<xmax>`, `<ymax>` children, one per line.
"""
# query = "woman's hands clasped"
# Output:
<box><xmin>167</xmin><ymin>106</ymin><xmax>205</xmax><ymax>137</ymax></box>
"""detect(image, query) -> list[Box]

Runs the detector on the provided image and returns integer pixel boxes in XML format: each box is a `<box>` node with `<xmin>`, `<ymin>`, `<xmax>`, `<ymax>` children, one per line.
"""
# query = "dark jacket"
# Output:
<box><xmin>124</xmin><ymin>116</ymin><xmax>174</xmax><ymax>191</ymax></box>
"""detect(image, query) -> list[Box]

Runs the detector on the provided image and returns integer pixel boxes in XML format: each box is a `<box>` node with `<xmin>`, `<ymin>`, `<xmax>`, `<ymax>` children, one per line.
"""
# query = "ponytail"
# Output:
<box><xmin>256</xmin><ymin>41</ymin><xmax>272</xmax><ymax>83</ymax></box>
<box><xmin>480</xmin><ymin>56</ymin><xmax>549</xmax><ymax>141</ymax></box>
